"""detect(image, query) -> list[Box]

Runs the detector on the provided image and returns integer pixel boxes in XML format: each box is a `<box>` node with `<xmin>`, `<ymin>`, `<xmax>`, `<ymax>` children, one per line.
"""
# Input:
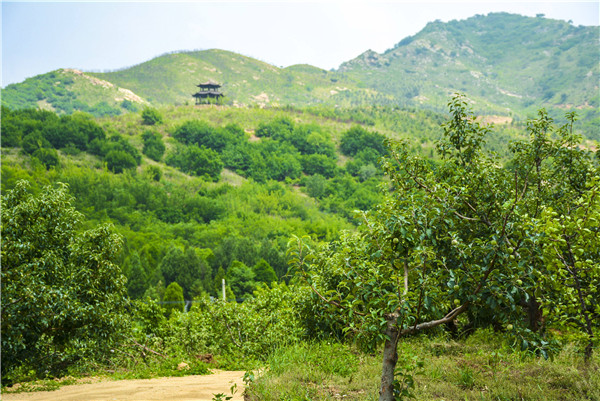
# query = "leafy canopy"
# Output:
<box><xmin>1</xmin><ymin>181</ymin><xmax>128</xmax><ymax>383</ymax></box>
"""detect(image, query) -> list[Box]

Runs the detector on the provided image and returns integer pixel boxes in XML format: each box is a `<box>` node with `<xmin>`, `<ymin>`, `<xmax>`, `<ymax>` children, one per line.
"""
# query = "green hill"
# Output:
<box><xmin>2</xmin><ymin>13</ymin><xmax>598</xmax><ymax>137</ymax></box>
<box><xmin>340</xmin><ymin>13</ymin><xmax>599</xmax><ymax>115</ymax></box>
<box><xmin>92</xmin><ymin>49</ymin><xmax>369</xmax><ymax>107</ymax></box>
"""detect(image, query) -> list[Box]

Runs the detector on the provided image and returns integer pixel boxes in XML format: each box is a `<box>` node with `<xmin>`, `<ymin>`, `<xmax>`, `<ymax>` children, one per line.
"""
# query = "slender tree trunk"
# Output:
<box><xmin>379</xmin><ymin>314</ymin><xmax>400</xmax><ymax>401</ymax></box>
<box><xmin>527</xmin><ymin>296</ymin><xmax>543</xmax><ymax>332</ymax></box>
<box><xmin>583</xmin><ymin>316</ymin><xmax>594</xmax><ymax>363</ymax></box>
<box><xmin>584</xmin><ymin>336</ymin><xmax>593</xmax><ymax>363</ymax></box>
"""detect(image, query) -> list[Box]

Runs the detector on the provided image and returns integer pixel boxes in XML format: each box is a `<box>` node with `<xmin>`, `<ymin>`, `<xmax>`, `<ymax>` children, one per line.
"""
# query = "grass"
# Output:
<box><xmin>245</xmin><ymin>330</ymin><xmax>600</xmax><ymax>401</ymax></box>
<box><xmin>4</xmin><ymin>330</ymin><xmax>598</xmax><ymax>399</ymax></box>
<box><xmin>246</xmin><ymin>342</ymin><xmax>381</xmax><ymax>401</ymax></box>
<box><xmin>1</xmin><ymin>357</ymin><xmax>213</xmax><ymax>394</ymax></box>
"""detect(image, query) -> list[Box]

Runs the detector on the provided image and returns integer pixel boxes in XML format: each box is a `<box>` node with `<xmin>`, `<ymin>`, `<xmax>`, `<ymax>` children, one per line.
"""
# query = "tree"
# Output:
<box><xmin>166</xmin><ymin>145</ymin><xmax>223</xmax><ymax>181</ymax></box>
<box><xmin>142</xmin><ymin>130</ymin><xmax>166</xmax><ymax>161</ymax></box>
<box><xmin>303</xmin><ymin>174</ymin><xmax>329</xmax><ymax>199</ymax></box>
<box><xmin>32</xmin><ymin>147</ymin><xmax>60</xmax><ymax>169</ymax></box>
<box><xmin>105</xmin><ymin>149</ymin><xmax>137</xmax><ymax>173</ymax></box>
<box><xmin>159</xmin><ymin>246</ymin><xmax>208</xmax><ymax>299</ymax></box>
<box><xmin>141</xmin><ymin>107</ymin><xmax>163</xmax><ymax>125</ymax></box>
<box><xmin>22</xmin><ymin>131</ymin><xmax>51</xmax><ymax>154</ymax></box>
<box><xmin>288</xmin><ymin>95</ymin><xmax>598</xmax><ymax>399</ymax></box>
<box><xmin>253</xmin><ymin>258</ymin><xmax>278</xmax><ymax>285</ymax></box>
<box><xmin>340</xmin><ymin>125</ymin><xmax>386</xmax><ymax>157</ymax></box>
<box><xmin>301</xmin><ymin>154</ymin><xmax>338</xmax><ymax>178</ymax></box>
<box><xmin>126</xmin><ymin>252</ymin><xmax>148</xmax><ymax>299</ymax></box>
<box><xmin>1</xmin><ymin>181</ymin><xmax>127</xmax><ymax>383</ymax></box>
<box><xmin>163</xmin><ymin>282</ymin><xmax>185</xmax><ymax>316</ymax></box>
<box><xmin>226</xmin><ymin>261</ymin><xmax>256</xmax><ymax>301</ymax></box>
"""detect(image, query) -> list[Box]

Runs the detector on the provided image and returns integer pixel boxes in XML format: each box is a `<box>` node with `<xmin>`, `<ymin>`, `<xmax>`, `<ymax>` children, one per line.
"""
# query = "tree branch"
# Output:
<box><xmin>400</xmin><ymin>303</ymin><xmax>469</xmax><ymax>335</ymax></box>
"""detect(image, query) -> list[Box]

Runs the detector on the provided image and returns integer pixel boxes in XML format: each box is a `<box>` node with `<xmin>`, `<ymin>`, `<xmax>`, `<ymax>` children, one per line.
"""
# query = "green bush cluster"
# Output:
<box><xmin>2</xmin><ymin>107</ymin><xmax>141</xmax><ymax>173</ymax></box>
<box><xmin>129</xmin><ymin>283</ymin><xmax>304</xmax><ymax>367</ymax></box>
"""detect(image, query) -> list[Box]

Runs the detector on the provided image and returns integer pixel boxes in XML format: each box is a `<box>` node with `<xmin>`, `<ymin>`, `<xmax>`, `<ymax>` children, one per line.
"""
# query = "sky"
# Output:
<box><xmin>2</xmin><ymin>1</ymin><xmax>599</xmax><ymax>86</ymax></box>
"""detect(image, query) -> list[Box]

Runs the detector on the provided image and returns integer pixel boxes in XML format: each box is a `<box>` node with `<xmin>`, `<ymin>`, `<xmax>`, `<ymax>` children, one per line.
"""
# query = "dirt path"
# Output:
<box><xmin>2</xmin><ymin>370</ymin><xmax>246</xmax><ymax>401</ymax></box>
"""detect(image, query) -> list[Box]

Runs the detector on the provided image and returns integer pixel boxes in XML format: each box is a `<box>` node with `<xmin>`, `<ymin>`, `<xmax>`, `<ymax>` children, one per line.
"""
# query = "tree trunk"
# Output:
<box><xmin>583</xmin><ymin>315</ymin><xmax>594</xmax><ymax>363</ymax></box>
<box><xmin>379</xmin><ymin>314</ymin><xmax>400</xmax><ymax>401</ymax></box>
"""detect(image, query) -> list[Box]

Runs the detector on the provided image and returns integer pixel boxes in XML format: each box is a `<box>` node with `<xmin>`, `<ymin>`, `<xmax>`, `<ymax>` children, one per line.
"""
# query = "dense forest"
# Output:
<box><xmin>2</xmin><ymin>95</ymin><xmax>599</xmax><ymax>399</ymax></box>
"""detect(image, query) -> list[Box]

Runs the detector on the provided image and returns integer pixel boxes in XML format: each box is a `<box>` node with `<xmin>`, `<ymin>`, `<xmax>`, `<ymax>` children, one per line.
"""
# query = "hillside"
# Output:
<box><xmin>93</xmin><ymin>50</ymin><xmax>368</xmax><ymax>107</ymax></box>
<box><xmin>340</xmin><ymin>13</ymin><xmax>599</xmax><ymax>117</ymax></box>
<box><xmin>2</xmin><ymin>13</ymin><xmax>598</xmax><ymax>138</ymax></box>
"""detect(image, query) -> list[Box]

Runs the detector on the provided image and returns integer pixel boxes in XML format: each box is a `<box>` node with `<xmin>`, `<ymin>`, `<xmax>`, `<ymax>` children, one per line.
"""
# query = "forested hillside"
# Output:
<box><xmin>2</xmin><ymin>10</ymin><xmax>599</xmax><ymax>400</ymax></box>
<box><xmin>341</xmin><ymin>13</ymin><xmax>599</xmax><ymax>114</ymax></box>
<box><xmin>2</xmin><ymin>99</ymin><xmax>598</xmax><ymax>400</ymax></box>
<box><xmin>1</xmin><ymin>104</ymin><xmax>423</xmax><ymax>303</ymax></box>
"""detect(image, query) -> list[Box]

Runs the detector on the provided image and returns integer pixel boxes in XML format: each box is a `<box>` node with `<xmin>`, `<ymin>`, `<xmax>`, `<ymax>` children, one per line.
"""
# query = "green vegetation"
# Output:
<box><xmin>1</xmin><ymin>70</ymin><xmax>137</xmax><ymax>117</ymax></box>
<box><xmin>141</xmin><ymin>106</ymin><xmax>163</xmax><ymax>125</ymax></box>
<box><xmin>1</xmin><ymin>181</ymin><xmax>128</xmax><ymax>382</ymax></box>
<box><xmin>1</xmin><ymin>83</ymin><xmax>598</xmax><ymax>400</ymax></box>
<box><xmin>288</xmin><ymin>95</ymin><xmax>598</xmax><ymax>398</ymax></box>
<box><xmin>246</xmin><ymin>333</ymin><xmax>600</xmax><ymax>400</ymax></box>
<box><xmin>3</xmin><ymin>14</ymin><xmax>598</xmax><ymax>139</ymax></box>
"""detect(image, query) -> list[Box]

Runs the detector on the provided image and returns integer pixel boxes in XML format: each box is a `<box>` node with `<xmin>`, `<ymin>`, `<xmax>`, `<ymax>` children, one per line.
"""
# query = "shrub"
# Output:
<box><xmin>32</xmin><ymin>147</ymin><xmax>59</xmax><ymax>169</ymax></box>
<box><xmin>105</xmin><ymin>150</ymin><xmax>137</xmax><ymax>173</ymax></box>
<box><xmin>163</xmin><ymin>282</ymin><xmax>185</xmax><ymax>317</ymax></box>
<box><xmin>141</xmin><ymin>107</ymin><xmax>163</xmax><ymax>125</ymax></box>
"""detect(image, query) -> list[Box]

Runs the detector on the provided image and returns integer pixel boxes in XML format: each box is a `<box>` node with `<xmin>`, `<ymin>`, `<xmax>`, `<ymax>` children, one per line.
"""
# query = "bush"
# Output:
<box><xmin>142</xmin><ymin>130</ymin><xmax>166</xmax><ymax>162</ymax></box>
<box><xmin>340</xmin><ymin>125</ymin><xmax>387</xmax><ymax>157</ymax></box>
<box><xmin>165</xmin><ymin>145</ymin><xmax>223</xmax><ymax>181</ymax></box>
<box><xmin>141</xmin><ymin>107</ymin><xmax>163</xmax><ymax>125</ymax></box>
<box><xmin>105</xmin><ymin>150</ymin><xmax>137</xmax><ymax>173</ymax></box>
<box><xmin>32</xmin><ymin>147</ymin><xmax>59</xmax><ymax>169</ymax></box>
<box><xmin>163</xmin><ymin>282</ymin><xmax>185</xmax><ymax>317</ymax></box>
<box><xmin>22</xmin><ymin>132</ymin><xmax>51</xmax><ymax>154</ymax></box>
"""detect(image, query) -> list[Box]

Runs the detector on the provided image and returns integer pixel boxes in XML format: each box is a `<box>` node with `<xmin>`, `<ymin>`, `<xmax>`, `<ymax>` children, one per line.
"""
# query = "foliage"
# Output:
<box><xmin>159</xmin><ymin>246</ymin><xmax>210</xmax><ymax>299</ymax></box>
<box><xmin>126</xmin><ymin>283</ymin><xmax>303</xmax><ymax>368</ymax></box>
<box><xmin>166</xmin><ymin>144</ymin><xmax>223</xmax><ymax>180</ymax></box>
<box><xmin>141</xmin><ymin>130</ymin><xmax>166</xmax><ymax>162</ymax></box>
<box><xmin>245</xmin><ymin>330</ymin><xmax>600</xmax><ymax>401</ymax></box>
<box><xmin>32</xmin><ymin>147</ymin><xmax>60</xmax><ymax>169</ymax></box>
<box><xmin>22</xmin><ymin>131</ymin><xmax>51</xmax><ymax>155</ymax></box>
<box><xmin>288</xmin><ymin>95</ymin><xmax>598</xmax><ymax>399</ymax></box>
<box><xmin>141</xmin><ymin>107</ymin><xmax>163</xmax><ymax>125</ymax></box>
<box><xmin>253</xmin><ymin>258</ymin><xmax>278</xmax><ymax>285</ymax></box>
<box><xmin>105</xmin><ymin>149</ymin><xmax>137</xmax><ymax>173</ymax></box>
<box><xmin>226</xmin><ymin>261</ymin><xmax>256</xmax><ymax>301</ymax></box>
<box><xmin>1</xmin><ymin>181</ymin><xmax>128</xmax><ymax>384</ymax></box>
<box><xmin>163</xmin><ymin>282</ymin><xmax>185</xmax><ymax>316</ymax></box>
<box><xmin>340</xmin><ymin>125</ymin><xmax>387</xmax><ymax>157</ymax></box>
<box><xmin>1</xmin><ymin>71</ymin><xmax>123</xmax><ymax>117</ymax></box>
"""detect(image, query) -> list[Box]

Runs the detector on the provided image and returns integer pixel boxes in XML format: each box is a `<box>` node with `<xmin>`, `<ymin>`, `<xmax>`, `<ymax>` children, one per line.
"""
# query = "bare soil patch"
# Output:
<box><xmin>2</xmin><ymin>370</ymin><xmax>245</xmax><ymax>401</ymax></box>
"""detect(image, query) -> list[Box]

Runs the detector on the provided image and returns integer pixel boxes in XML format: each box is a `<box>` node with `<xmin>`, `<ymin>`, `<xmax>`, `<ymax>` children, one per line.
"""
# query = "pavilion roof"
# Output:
<box><xmin>197</xmin><ymin>81</ymin><xmax>221</xmax><ymax>87</ymax></box>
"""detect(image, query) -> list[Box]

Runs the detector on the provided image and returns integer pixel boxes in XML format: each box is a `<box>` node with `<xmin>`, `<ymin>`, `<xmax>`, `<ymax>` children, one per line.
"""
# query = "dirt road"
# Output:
<box><xmin>2</xmin><ymin>370</ymin><xmax>246</xmax><ymax>401</ymax></box>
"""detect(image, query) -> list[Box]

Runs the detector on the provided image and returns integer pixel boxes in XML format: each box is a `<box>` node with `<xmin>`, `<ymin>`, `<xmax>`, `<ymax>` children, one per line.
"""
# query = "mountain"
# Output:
<box><xmin>340</xmin><ymin>13</ymin><xmax>598</xmax><ymax>115</ymax></box>
<box><xmin>2</xmin><ymin>13</ymin><xmax>598</xmax><ymax>135</ymax></box>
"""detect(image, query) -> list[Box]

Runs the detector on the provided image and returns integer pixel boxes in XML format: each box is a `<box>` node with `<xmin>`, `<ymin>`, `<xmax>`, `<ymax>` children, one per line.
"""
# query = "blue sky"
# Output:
<box><xmin>2</xmin><ymin>1</ymin><xmax>599</xmax><ymax>86</ymax></box>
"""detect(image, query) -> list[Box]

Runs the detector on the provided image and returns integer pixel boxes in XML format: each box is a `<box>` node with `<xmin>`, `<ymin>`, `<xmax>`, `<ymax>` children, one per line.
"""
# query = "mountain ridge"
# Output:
<box><xmin>2</xmin><ymin>12</ymin><xmax>598</xmax><ymax>137</ymax></box>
